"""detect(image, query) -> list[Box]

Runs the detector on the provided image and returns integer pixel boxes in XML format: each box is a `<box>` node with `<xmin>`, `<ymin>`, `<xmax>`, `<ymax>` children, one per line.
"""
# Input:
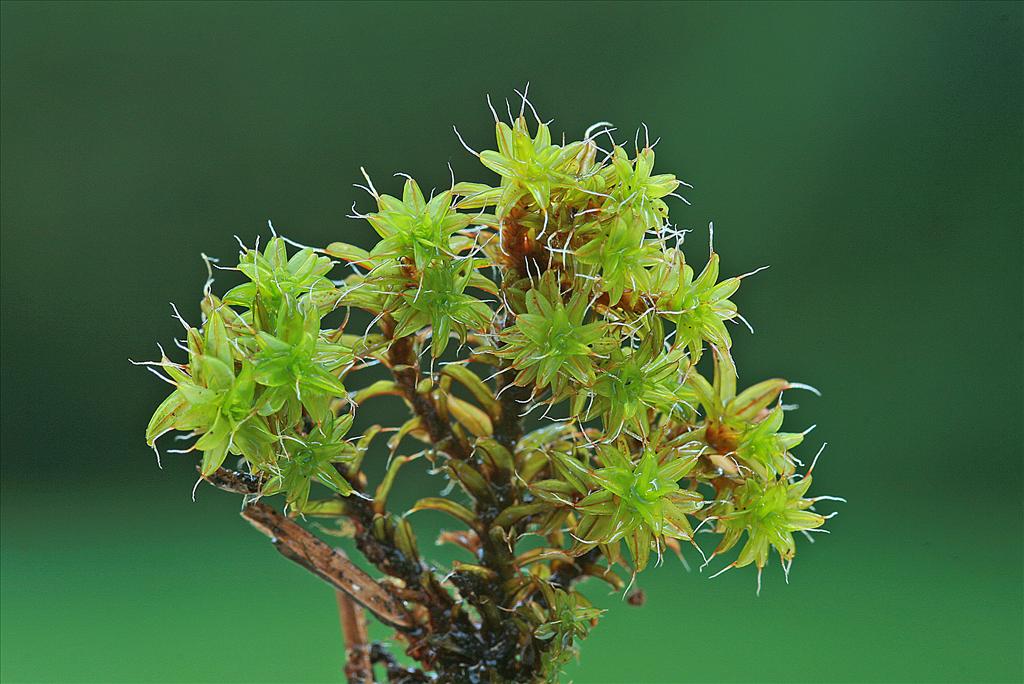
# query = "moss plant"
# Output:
<box><xmin>143</xmin><ymin>92</ymin><xmax>841</xmax><ymax>683</ymax></box>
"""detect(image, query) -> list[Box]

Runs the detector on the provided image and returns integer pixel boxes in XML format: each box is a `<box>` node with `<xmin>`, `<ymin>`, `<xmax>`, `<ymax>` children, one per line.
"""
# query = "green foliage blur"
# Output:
<box><xmin>1</xmin><ymin>2</ymin><xmax>1020</xmax><ymax>683</ymax></box>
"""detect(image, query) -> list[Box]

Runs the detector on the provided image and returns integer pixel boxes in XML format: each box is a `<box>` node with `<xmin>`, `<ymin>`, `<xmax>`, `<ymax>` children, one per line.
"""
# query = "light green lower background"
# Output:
<box><xmin>2</xmin><ymin>477</ymin><xmax>1020</xmax><ymax>683</ymax></box>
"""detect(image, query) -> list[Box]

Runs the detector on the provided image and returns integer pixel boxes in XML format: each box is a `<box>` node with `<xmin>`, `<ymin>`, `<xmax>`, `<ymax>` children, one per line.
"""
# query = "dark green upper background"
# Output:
<box><xmin>2</xmin><ymin>2</ymin><xmax>1021</xmax><ymax>682</ymax></box>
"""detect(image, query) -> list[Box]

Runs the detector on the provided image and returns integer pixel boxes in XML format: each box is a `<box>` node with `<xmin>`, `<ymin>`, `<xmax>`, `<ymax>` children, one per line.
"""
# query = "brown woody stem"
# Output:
<box><xmin>240</xmin><ymin>501</ymin><xmax>415</xmax><ymax>630</ymax></box>
<box><xmin>379</xmin><ymin>316</ymin><xmax>471</xmax><ymax>461</ymax></box>
<box><xmin>336</xmin><ymin>588</ymin><xmax>373</xmax><ymax>683</ymax></box>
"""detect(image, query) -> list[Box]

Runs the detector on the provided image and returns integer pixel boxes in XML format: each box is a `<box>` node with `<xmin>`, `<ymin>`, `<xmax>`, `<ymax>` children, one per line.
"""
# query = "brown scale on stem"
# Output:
<box><xmin>499</xmin><ymin>205</ymin><xmax>549</xmax><ymax>277</ymax></box>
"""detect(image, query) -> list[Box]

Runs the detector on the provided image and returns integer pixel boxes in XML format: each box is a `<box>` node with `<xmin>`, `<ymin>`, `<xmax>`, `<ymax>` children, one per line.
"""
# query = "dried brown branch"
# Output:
<box><xmin>336</xmin><ymin>588</ymin><xmax>373</xmax><ymax>683</ymax></box>
<box><xmin>240</xmin><ymin>501</ymin><xmax>414</xmax><ymax>630</ymax></box>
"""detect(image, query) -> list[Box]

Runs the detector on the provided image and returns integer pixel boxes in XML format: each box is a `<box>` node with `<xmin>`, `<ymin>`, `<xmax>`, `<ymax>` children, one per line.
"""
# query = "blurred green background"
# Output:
<box><xmin>2</xmin><ymin>2</ymin><xmax>1021</xmax><ymax>682</ymax></box>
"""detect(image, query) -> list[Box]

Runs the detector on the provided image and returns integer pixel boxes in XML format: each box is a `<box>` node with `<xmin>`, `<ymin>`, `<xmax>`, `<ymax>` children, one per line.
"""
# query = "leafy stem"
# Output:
<box><xmin>147</xmin><ymin>91</ymin><xmax>841</xmax><ymax>683</ymax></box>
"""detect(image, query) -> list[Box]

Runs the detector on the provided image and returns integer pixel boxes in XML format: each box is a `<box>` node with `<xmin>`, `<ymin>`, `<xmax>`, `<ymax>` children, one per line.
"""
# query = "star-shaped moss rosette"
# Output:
<box><xmin>251</xmin><ymin>295</ymin><xmax>353</xmax><ymax>424</ymax></box>
<box><xmin>145</xmin><ymin>310</ymin><xmax>275</xmax><ymax>475</ymax></box>
<box><xmin>142</xmin><ymin>92</ymin><xmax>841</xmax><ymax>683</ymax></box>
<box><xmin>575</xmin><ymin>212</ymin><xmax>663</xmax><ymax>306</ymax></box>
<box><xmin>478</xmin><ymin>116</ymin><xmax>584</xmax><ymax>215</ymax></box>
<box><xmin>363</xmin><ymin>177</ymin><xmax>473</xmax><ymax>272</ymax></box>
<box><xmin>568</xmin><ymin>440</ymin><xmax>703</xmax><ymax>572</ymax></box>
<box><xmin>651</xmin><ymin>249</ymin><xmax>742</xmax><ymax>364</ymax></box>
<box><xmin>690</xmin><ymin>349</ymin><xmax>818</xmax><ymax>479</ymax></box>
<box><xmin>495</xmin><ymin>271</ymin><xmax>614</xmax><ymax>400</ymax></box>
<box><xmin>600</xmin><ymin>145</ymin><xmax>681</xmax><ymax>230</ymax></box>
<box><xmin>223</xmin><ymin>236</ymin><xmax>336</xmax><ymax>317</ymax></box>
<box><xmin>388</xmin><ymin>257</ymin><xmax>494</xmax><ymax>358</ymax></box>
<box><xmin>585</xmin><ymin>339</ymin><xmax>696</xmax><ymax>438</ymax></box>
<box><xmin>261</xmin><ymin>414</ymin><xmax>358</xmax><ymax>512</ymax></box>
<box><xmin>705</xmin><ymin>472</ymin><xmax>837</xmax><ymax>592</ymax></box>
